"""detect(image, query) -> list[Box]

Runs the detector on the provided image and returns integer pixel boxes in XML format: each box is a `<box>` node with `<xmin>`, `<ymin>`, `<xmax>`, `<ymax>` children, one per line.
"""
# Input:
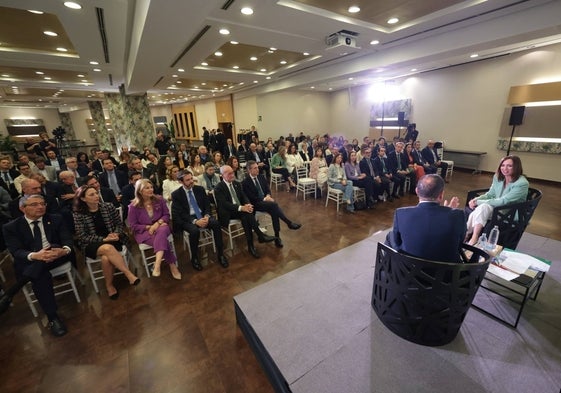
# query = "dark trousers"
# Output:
<box><xmin>391</xmin><ymin>173</ymin><xmax>406</xmax><ymax>195</ymax></box>
<box><xmin>352</xmin><ymin>177</ymin><xmax>377</xmax><ymax>203</ymax></box>
<box><xmin>180</xmin><ymin>218</ymin><xmax>224</xmax><ymax>260</ymax></box>
<box><xmin>229</xmin><ymin>211</ymin><xmax>262</xmax><ymax>246</ymax></box>
<box><xmin>272</xmin><ymin>167</ymin><xmax>291</xmax><ymax>182</ymax></box>
<box><xmin>377</xmin><ymin>177</ymin><xmax>391</xmax><ymax>197</ymax></box>
<box><xmin>254</xmin><ymin>201</ymin><xmax>290</xmax><ymax>236</ymax></box>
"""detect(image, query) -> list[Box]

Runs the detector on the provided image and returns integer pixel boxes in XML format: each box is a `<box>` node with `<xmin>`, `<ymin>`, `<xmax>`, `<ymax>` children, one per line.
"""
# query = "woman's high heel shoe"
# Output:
<box><xmin>170</xmin><ymin>264</ymin><xmax>182</xmax><ymax>280</ymax></box>
<box><xmin>152</xmin><ymin>263</ymin><xmax>161</xmax><ymax>277</ymax></box>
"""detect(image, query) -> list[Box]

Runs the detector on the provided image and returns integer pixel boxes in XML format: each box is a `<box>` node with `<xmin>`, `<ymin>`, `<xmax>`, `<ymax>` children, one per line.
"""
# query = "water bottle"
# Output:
<box><xmin>487</xmin><ymin>225</ymin><xmax>500</xmax><ymax>252</ymax></box>
<box><xmin>477</xmin><ymin>233</ymin><xmax>487</xmax><ymax>250</ymax></box>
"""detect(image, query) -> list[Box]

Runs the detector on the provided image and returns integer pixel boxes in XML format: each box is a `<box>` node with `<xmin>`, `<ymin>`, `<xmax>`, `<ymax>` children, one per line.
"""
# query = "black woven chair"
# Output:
<box><xmin>371</xmin><ymin>242</ymin><xmax>490</xmax><ymax>346</ymax></box>
<box><xmin>465</xmin><ymin>187</ymin><xmax>542</xmax><ymax>250</ymax></box>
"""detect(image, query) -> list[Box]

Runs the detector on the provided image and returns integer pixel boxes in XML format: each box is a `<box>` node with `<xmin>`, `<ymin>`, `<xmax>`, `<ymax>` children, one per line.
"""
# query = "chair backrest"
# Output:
<box><xmin>296</xmin><ymin>166</ymin><xmax>308</xmax><ymax>180</ymax></box>
<box><xmin>371</xmin><ymin>242</ymin><xmax>490</xmax><ymax>346</ymax></box>
<box><xmin>434</xmin><ymin>141</ymin><xmax>444</xmax><ymax>160</ymax></box>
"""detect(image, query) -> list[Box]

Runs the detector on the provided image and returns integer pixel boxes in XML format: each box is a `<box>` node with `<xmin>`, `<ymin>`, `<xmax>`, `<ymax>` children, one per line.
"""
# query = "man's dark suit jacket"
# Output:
<box><xmin>120</xmin><ymin>183</ymin><xmax>135</xmax><ymax>219</ymax></box>
<box><xmin>91</xmin><ymin>159</ymin><xmax>104</xmax><ymax>174</ymax></box>
<box><xmin>389</xmin><ymin>202</ymin><xmax>466</xmax><ymax>263</ymax></box>
<box><xmin>359</xmin><ymin>157</ymin><xmax>379</xmax><ymax>178</ymax></box>
<box><xmin>171</xmin><ymin>185</ymin><xmax>211</xmax><ymax>231</ymax></box>
<box><xmin>241</xmin><ymin>174</ymin><xmax>271</xmax><ymax>205</ymax></box>
<box><xmin>213</xmin><ymin>180</ymin><xmax>250</xmax><ymax>228</ymax></box>
<box><xmin>387</xmin><ymin>150</ymin><xmax>409</xmax><ymax>174</ymax></box>
<box><xmin>421</xmin><ymin>147</ymin><xmax>439</xmax><ymax>165</ymax></box>
<box><xmin>98</xmin><ymin>169</ymin><xmax>128</xmax><ymax>193</ymax></box>
<box><xmin>0</xmin><ymin>168</ymin><xmax>21</xmax><ymax>199</ymax></box>
<box><xmin>45</xmin><ymin>157</ymin><xmax>66</xmax><ymax>170</ymax></box>
<box><xmin>9</xmin><ymin>191</ymin><xmax>60</xmax><ymax>219</ymax></box>
<box><xmin>373</xmin><ymin>156</ymin><xmax>391</xmax><ymax>176</ymax></box>
<box><xmin>99</xmin><ymin>186</ymin><xmax>119</xmax><ymax>206</ymax></box>
<box><xmin>223</xmin><ymin>144</ymin><xmax>237</xmax><ymax>161</ymax></box>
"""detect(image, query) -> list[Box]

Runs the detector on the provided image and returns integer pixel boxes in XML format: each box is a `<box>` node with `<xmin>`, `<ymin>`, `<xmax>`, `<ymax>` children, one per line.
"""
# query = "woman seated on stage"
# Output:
<box><xmin>270</xmin><ymin>145</ymin><xmax>296</xmax><ymax>190</ymax></box>
<box><xmin>465</xmin><ymin>155</ymin><xmax>529</xmax><ymax>245</ymax></box>
<box><xmin>73</xmin><ymin>185</ymin><xmax>140</xmax><ymax>299</ymax></box>
<box><xmin>328</xmin><ymin>154</ymin><xmax>355</xmax><ymax>213</ymax></box>
<box><xmin>128</xmin><ymin>179</ymin><xmax>180</xmax><ymax>280</ymax></box>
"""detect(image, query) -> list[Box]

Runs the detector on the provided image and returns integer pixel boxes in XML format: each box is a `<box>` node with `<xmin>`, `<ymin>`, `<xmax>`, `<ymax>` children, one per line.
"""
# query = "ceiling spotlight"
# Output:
<box><xmin>310</xmin><ymin>86</ymin><xmax>315</xmax><ymax>89</ymax></box>
<box><xmin>253</xmin><ymin>80</ymin><xmax>258</xmax><ymax>84</ymax></box>
<box><xmin>93</xmin><ymin>68</ymin><xmax>101</xmax><ymax>72</ymax></box>
<box><xmin>266</xmin><ymin>76</ymin><xmax>271</xmax><ymax>80</ymax></box>
<box><xmin>370</xmin><ymin>40</ymin><xmax>380</xmax><ymax>45</ymax></box>
<box><xmin>387</xmin><ymin>17</ymin><xmax>399</xmax><ymax>24</ymax></box>
<box><xmin>176</xmin><ymin>80</ymin><xmax>182</xmax><ymax>84</ymax></box>
<box><xmin>219</xmin><ymin>28</ymin><xmax>230</xmax><ymax>35</ymax></box>
<box><xmin>410</xmin><ymin>68</ymin><xmax>417</xmax><ymax>72</ymax></box>
<box><xmin>270</xmin><ymin>47</ymin><xmax>277</xmax><ymax>51</ymax></box>
<box><xmin>328</xmin><ymin>87</ymin><xmax>333</xmax><ymax>91</ymax></box>
<box><xmin>348</xmin><ymin>6</ymin><xmax>360</xmax><ymax>13</ymax></box>
<box><xmin>233</xmin><ymin>65</ymin><xmax>239</xmax><ymax>69</ymax></box>
<box><xmin>89</xmin><ymin>61</ymin><xmax>99</xmax><ymax>65</ymax></box>
<box><xmin>215</xmin><ymin>51</ymin><xmax>223</xmax><ymax>56</ymax></box>
<box><xmin>201</xmin><ymin>62</ymin><xmax>208</xmax><ymax>66</ymax></box>
<box><xmin>280</xmin><ymin>60</ymin><xmax>287</xmax><ymax>65</ymax></box>
<box><xmin>178</xmin><ymin>68</ymin><xmax>185</xmax><ymax>72</ymax></box>
<box><xmin>1</xmin><ymin>74</ymin><xmax>9</xmax><ymax>77</ymax></box>
<box><xmin>56</xmin><ymin>47</ymin><xmax>68</xmax><ymax>52</ymax></box>
<box><xmin>172</xmin><ymin>74</ymin><xmax>178</xmax><ymax>77</ymax></box>
<box><xmin>201</xmin><ymin>82</ymin><xmax>207</xmax><ymax>85</ymax></box>
<box><xmin>81</xmin><ymin>79</ymin><xmax>88</xmax><ymax>82</ymax></box>
<box><xmin>35</xmin><ymin>71</ymin><xmax>44</xmax><ymax>75</ymax></box>
<box><xmin>303</xmin><ymin>52</ymin><xmax>310</xmax><ymax>56</ymax></box>
<box><xmin>260</xmin><ymin>68</ymin><xmax>266</xmax><ymax>72</ymax></box>
<box><xmin>64</xmin><ymin>2</ymin><xmax>82</xmax><ymax>10</ymax></box>
<box><xmin>28</xmin><ymin>10</ymin><xmax>44</xmax><ymax>14</ymax></box>
<box><xmin>43</xmin><ymin>31</ymin><xmax>58</xmax><ymax>37</ymax></box>
<box><xmin>241</xmin><ymin>7</ymin><xmax>254</xmax><ymax>15</ymax></box>
<box><xmin>77</xmin><ymin>74</ymin><xmax>85</xmax><ymax>77</ymax></box>
<box><xmin>348</xmin><ymin>77</ymin><xmax>354</xmax><ymax>81</ymax></box>
<box><xmin>44</xmin><ymin>77</ymin><xmax>51</xmax><ymax>80</ymax></box>
<box><xmin>230</xmin><ymin>41</ymin><xmax>239</xmax><ymax>45</ymax></box>
<box><xmin>470</xmin><ymin>53</ymin><xmax>479</xmax><ymax>58</ymax></box>
<box><xmin>250</xmin><ymin>56</ymin><xmax>257</xmax><ymax>61</ymax></box>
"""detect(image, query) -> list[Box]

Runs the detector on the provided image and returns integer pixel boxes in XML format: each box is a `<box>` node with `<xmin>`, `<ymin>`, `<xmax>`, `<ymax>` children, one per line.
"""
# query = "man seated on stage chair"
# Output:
<box><xmin>242</xmin><ymin>161</ymin><xmax>301</xmax><ymax>249</ymax></box>
<box><xmin>0</xmin><ymin>194</ymin><xmax>74</xmax><ymax>337</ymax></box>
<box><xmin>386</xmin><ymin>174</ymin><xmax>465</xmax><ymax>263</ymax></box>
<box><xmin>171</xmin><ymin>170</ymin><xmax>228</xmax><ymax>271</ymax></box>
<box><xmin>214</xmin><ymin>165</ymin><xmax>276</xmax><ymax>259</ymax></box>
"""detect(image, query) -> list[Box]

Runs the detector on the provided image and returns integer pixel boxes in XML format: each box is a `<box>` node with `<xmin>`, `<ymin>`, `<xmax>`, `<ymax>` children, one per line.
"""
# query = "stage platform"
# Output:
<box><xmin>234</xmin><ymin>230</ymin><xmax>561</xmax><ymax>393</ymax></box>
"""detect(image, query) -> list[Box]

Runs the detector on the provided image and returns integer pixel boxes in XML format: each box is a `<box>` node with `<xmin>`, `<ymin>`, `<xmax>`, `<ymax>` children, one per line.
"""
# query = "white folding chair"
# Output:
<box><xmin>22</xmin><ymin>262</ymin><xmax>81</xmax><ymax>317</ymax></box>
<box><xmin>325</xmin><ymin>186</ymin><xmax>344</xmax><ymax>212</ymax></box>
<box><xmin>138</xmin><ymin>234</ymin><xmax>178</xmax><ymax>277</ymax></box>
<box><xmin>0</xmin><ymin>250</ymin><xmax>11</xmax><ymax>283</ymax></box>
<box><xmin>85</xmin><ymin>245</ymin><xmax>132</xmax><ymax>293</ymax></box>
<box><xmin>295</xmin><ymin>166</ymin><xmax>317</xmax><ymax>200</ymax></box>
<box><xmin>268</xmin><ymin>158</ymin><xmax>285</xmax><ymax>192</ymax></box>
<box><xmin>183</xmin><ymin>229</ymin><xmax>216</xmax><ymax>262</ymax></box>
<box><xmin>255</xmin><ymin>210</ymin><xmax>273</xmax><ymax>234</ymax></box>
<box><xmin>353</xmin><ymin>186</ymin><xmax>366</xmax><ymax>203</ymax></box>
<box><xmin>221</xmin><ymin>219</ymin><xmax>246</xmax><ymax>250</ymax></box>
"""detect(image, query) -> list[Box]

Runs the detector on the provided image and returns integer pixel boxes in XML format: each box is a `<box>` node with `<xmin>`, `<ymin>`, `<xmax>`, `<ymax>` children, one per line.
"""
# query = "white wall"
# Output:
<box><xmin>233</xmin><ymin>95</ymin><xmax>257</xmax><ymax>131</ymax></box>
<box><xmin>328</xmin><ymin>44</ymin><xmax>561</xmax><ymax>182</ymax></box>
<box><xmin>69</xmin><ymin>108</ymin><xmax>95</xmax><ymax>144</ymax></box>
<box><xmin>0</xmin><ymin>107</ymin><xmax>61</xmax><ymax>135</ymax></box>
<box><xmin>195</xmin><ymin>100</ymin><xmax>218</xmax><ymax>132</ymax></box>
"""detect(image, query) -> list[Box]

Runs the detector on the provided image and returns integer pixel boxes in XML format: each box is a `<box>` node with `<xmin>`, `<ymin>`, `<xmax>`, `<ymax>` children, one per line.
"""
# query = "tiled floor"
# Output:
<box><xmin>0</xmin><ymin>169</ymin><xmax>558</xmax><ymax>393</ymax></box>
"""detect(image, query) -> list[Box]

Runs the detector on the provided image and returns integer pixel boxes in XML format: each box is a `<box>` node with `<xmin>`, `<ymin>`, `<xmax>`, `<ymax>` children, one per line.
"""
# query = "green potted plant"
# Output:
<box><xmin>0</xmin><ymin>134</ymin><xmax>17</xmax><ymax>154</ymax></box>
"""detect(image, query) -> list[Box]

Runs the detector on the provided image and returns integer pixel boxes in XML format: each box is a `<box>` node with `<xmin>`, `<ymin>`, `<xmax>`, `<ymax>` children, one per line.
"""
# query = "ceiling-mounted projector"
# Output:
<box><xmin>325</xmin><ymin>30</ymin><xmax>360</xmax><ymax>51</ymax></box>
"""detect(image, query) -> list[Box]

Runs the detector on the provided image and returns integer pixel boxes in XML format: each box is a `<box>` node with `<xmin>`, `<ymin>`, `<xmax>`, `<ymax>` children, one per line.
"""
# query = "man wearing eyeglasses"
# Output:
<box><xmin>1</xmin><ymin>194</ymin><xmax>74</xmax><ymax>337</ymax></box>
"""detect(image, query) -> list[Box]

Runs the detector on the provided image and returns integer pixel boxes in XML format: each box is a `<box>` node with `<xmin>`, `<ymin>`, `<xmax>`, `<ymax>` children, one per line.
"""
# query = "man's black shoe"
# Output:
<box><xmin>287</xmin><ymin>222</ymin><xmax>301</xmax><ymax>230</ymax></box>
<box><xmin>191</xmin><ymin>258</ymin><xmax>203</xmax><ymax>271</ymax></box>
<box><xmin>248</xmin><ymin>245</ymin><xmax>260</xmax><ymax>258</ymax></box>
<box><xmin>48</xmin><ymin>317</ymin><xmax>67</xmax><ymax>337</ymax></box>
<box><xmin>392</xmin><ymin>194</ymin><xmax>400</xmax><ymax>199</ymax></box>
<box><xmin>0</xmin><ymin>293</ymin><xmax>13</xmax><ymax>315</ymax></box>
<box><xmin>257</xmin><ymin>234</ymin><xmax>276</xmax><ymax>243</ymax></box>
<box><xmin>387</xmin><ymin>196</ymin><xmax>394</xmax><ymax>202</ymax></box>
<box><xmin>274</xmin><ymin>238</ymin><xmax>284</xmax><ymax>248</ymax></box>
<box><xmin>218</xmin><ymin>255</ymin><xmax>229</xmax><ymax>268</ymax></box>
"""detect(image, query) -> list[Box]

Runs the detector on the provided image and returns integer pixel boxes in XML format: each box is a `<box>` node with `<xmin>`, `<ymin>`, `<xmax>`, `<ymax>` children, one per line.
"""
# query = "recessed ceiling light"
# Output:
<box><xmin>77</xmin><ymin>74</ymin><xmax>85</xmax><ymax>77</ymax></box>
<box><xmin>265</xmin><ymin>76</ymin><xmax>271</xmax><ymax>80</ymax></box>
<box><xmin>35</xmin><ymin>71</ymin><xmax>44</xmax><ymax>75</ymax></box>
<box><xmin>193</xmin><ymin>86</ymin><xmax>199</xmax><ymax>89</ymax></box>
<box><xmin>93</xmin><ymin>68</ymin><xmax>101</xmax><ymax>72</ymax></box>
<box><xmin>376</xmin><ymin>68</ymin><xmax>384</xmax><ymax>72</ymax></box>
<box><xmin>44</xmin><ymin>77</ymin><xmax>51</xmax><ymax>80</ymax></box>
<box><xmin>28</xmin><ymin>10</ymin><xmax>44</xmax><ymax>14</ymax></box>
<box><xmin>1</xmin><ymin>74</ymin><xmax>9</xmax><ymax>77</ymax></box>
<box><xmin>201</xmin><ymin>82</ymin><xmax>207</xmax><ymax>85</ymax></box>
<box><xmin>260</xmin><ymin>68</ymin><xmax>266</xmax><ymax>72</ymax></box>
<box><xmin>348</xmin><ymin>6</ymin><xmax>360</xmax><ymax>13</ymax></box>
<box><xmin>411</xmin><ymin>68</ymin><xmax>417</xmax><ymax>72</ymax></box>
<box><xmin>172</xmin><ymin>74</ymin><xmax>178</xmax><ymax>77</ymax></box>
<box><xmin>387</xmin><ymin>17</ymin><xmax>399</xmax><ymax>24</ymax></box>
<box><xmin>241</xmin><ymin>7</ymin><xmax>253</xmax><ymax>15</ymax></box>
<box><xmin>348</xmin><ymin>77</ymin><xmax>354</xmax><ymax>81</ymax></box>
<box><xmin>328</xmin><ymin>87</ymin><xmax>333</xmax><ymax>91</ymax></box>
<box><xmin>89</xmin><ymin>61</ymin><xmax>99</xmax><ymax>65</ymax></box>
<box><xmin>64</xmin><ymin>2</ymin><xmax>82</xmax><ymax>10</ymax></box>
<box><xmin>310</xmin><ymin>86</ymin><xmax>315</xmax><ymax>89</ymax></box>
<box><xmin>268</xmin><ymin>50</ymin><xmax>274</xmax><ymax>54</ymax></box>
<box><xmin>233</xmin><ymin>65</ymin><xmax>239</xmax><ymax>69</ymax></box>
<box><xmin>253</xmin><ymin>80</ymin><xmax>258</xmax><ymax>84</ymax></box>
<box><xmin>370</xmin><ymin>40</ymin><xmax>380</xmax><ymax>45</ymax></box>
<box><xmin>223</xmin><ymin>84</ymin><xmax>228</xmax><ymax>87</ymax></box>
<box><xmin>470</xmin><ymin>53</ymin><xmax>479</xmax><ymax>58</ymax></box>
<box><xmin>215</xmin><ymin>51</ymin><xmax>223</xmax><ymax>56</ymax></box>
<box><xmin>176</xmin><ymin>80</ymin><xmax>182</xmax><ymax>84</ymax></box>
<box><xmin>280</xmin><ymin>60</ymin><xmax>287</xmax><ymax>65</ymax></box>
<box><xmin>219</xmin><ymin>28</ymin><xmax>230</xmax><ymax>35</ymax></box>
<box><xmin>230</xmin><ymin>41</ymin><xmax>239</xmax><ymax>45</ymax></box>
<box><xmin>250</xmin><ymin>56</ymin><xmax>257</xmax><ymax>61</ymax></box>
<box><xmin>43</xmin><ymin>31</ymin><xmax>58</xmax><ymax>37</ymax></box>
<box><xmin>303</xmin><ymin>52</ymin><xmax>310</xmax><ymax>56</ymax></box>
<box><xmin>201</xmin><ymin>62</ymin><xmax>208</xmax><ymax>66</ymax></box>
<box><xmin>56</xmin><ymin>47</ymin><xmax>68</xmax><ymax>52</ymax></box>
<box><xmin>81</xmin><ymin>79</ymin><xmax>88</xmax><ymax>82</ymax></box>
<box><xmin>178</xmin><ymin>68</ymin><xmax>185</xmax><ymax>72</ymax></box>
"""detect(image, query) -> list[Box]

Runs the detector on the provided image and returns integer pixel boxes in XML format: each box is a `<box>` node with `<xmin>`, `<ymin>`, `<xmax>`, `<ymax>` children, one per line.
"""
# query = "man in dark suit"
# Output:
<box><xmin>372</xmin><ymin>147</ymin><xmax>394</xmax><ymax>201</ymax></box>
<box><xmin>91</xmin><ymin>149</ymin><xmax>104</xmax><ymax>174</ymax></box>
<box><xmin>242</xmin><ymin>161</ymin><xmax>301</xmax><ymax>248</ymax></box>
<box><xmin>0</xmin><ymin>155</ymin><xmax>20</xmax><ymax>199</ymax></box>
<box><xmin>245</xmin><ymin>143</ymin><xmax>267</xmax><ymax>175</ymax></box>
<box><xmin>223</xmin><ymin>138</ymin><xmax>237</xmax><ymax>161</ymax></box>
<box><xmin>98</xmin><ymin>158</ymin><xmax>127</xmax><ymax>199</ymax></box>
<box><xmin>422</xmin><ymin>140</ymin><xmax>448</xmax><ymax>180</ymax></box>
<box><xmin>9</xmin><ymin>177</ymin><xmax>60</xmax><ymax>219</ymax></box>
<box><xmin>412</xmin><ymin>140</ymin><xmax>436</xmax><ymax>175</ymax></box>
<box><xmin>85</xmin><ymin>175</ymin><xmax>119</xmax><ymax>206</ymax></box>
<box><xmin>386</xmin><ymin>174</ymin><xmax>465</xmax><ymax>262</ymax></box>
<box><xmin>45</xmin><ymin>150</ymin><xmax>66</xmax><ymax>173</ymax></box>
<box><xmin>387</xmin><ymin>142</ymin><xmax>410</xmax><ymax>197</ymax></box>
<box><xmin>120</xmin><ymin>171</ymin><xmax>142</xmax><ymax>219</ymax></box>
<box><xmin>171</xmin><ymin>171</ymin><xmax>227</xmax><ymax>270</ymax></box>
<box><xmin>1</xmin><ymin>194</ymin><xmax>74</xmax><ymax>336</ymax></box>
<box><xmin>214</xmin><ymin>165</ymin><xmax>276</xmax><ymax>258</ymax></box>
<box><xmin>359</xmin><ymin>147</ymin><xmax>382</xmax><ymax>202</ymax></box>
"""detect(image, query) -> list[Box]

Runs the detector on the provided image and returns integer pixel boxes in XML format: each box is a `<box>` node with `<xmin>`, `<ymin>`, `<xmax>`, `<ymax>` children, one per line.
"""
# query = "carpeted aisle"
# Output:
<box><xmin>234</xmin><ymin>229</ymin><xmax>561</xmax><ymax>393</ymax></box>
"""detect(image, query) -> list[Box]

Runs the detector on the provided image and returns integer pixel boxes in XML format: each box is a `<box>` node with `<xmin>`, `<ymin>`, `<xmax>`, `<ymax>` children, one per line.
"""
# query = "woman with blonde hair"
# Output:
<box><xmin>128</xmin><ymin>179</ymin><xmax>180</xmax><ymax>280</ymax></box>
<box><xmin>162</xmin><ymin>165</ymin><xmax>182</xmax><ymax>211</ymax></box>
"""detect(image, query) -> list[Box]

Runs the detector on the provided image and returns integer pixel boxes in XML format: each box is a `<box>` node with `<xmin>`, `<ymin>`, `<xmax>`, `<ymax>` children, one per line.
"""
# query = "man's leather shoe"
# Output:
<box><xmin>392</xmin><ymin>194</ymin><xmax>400</xmax><ymax>199</ymax></box>
<box><xmin>274</xmin><ymin>238</ymin><xmax>284</xmax><ymax>248</ymax></box>
<box><xmin>0</xmin><ymin>293</ymin><xmax>13</xmax><ymax>315</ymax></box>
<box><xmin>248</xmin><ymin>245</ymin><xmax>260</xmax><ymax>258</ymax></box>
<box><xmin>191</xmin><ymin>259</ymin><xmax>203</xmax><ymax>271</ymax></box>
<box><xmin>218</xmin><ymin>255</ymin><xmax>229</xmax><ymax>268</ymax></box>
<box><xmin>48</xmin><ymin>317</ymin><xmax>67</xmax><ymax>337</ymax></box>
<box><xmin>287</xmin><ymin>222</ymin><xmax>301</xmax><ymax>230</ymax></box>
<box><xmin>387</xmin><ymin>196</ymin><xmax>394</xmax><ymax>202</ymax></box>
<box><xmin>257</xmin><ymin>234</ymin><xmax>276</xmax><ymax>243</ymax></box>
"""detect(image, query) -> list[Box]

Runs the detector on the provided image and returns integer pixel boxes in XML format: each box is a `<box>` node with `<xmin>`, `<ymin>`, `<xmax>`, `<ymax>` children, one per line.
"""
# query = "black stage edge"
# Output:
<box><xmin>234</xmin><ymin>300</ymin><xmax>292</xmax><ymax>393</ymax></box>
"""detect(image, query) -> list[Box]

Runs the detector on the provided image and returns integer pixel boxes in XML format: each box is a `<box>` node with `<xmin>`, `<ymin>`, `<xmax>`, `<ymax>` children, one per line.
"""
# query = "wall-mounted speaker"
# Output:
<box><xmin>509</xmin><ymin>106</ymin><xmax>525</xmax><ymax>126</ymax></box>
<box><xmin>397</xmin><ymin>111</ymin><xmax>405</xmax><ymax>126</ymax></box>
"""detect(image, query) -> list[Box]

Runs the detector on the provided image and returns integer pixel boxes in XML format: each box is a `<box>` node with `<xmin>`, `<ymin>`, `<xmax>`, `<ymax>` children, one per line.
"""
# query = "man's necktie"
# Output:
<box><xmin>32</xmin><ymin>220</ymin><xmax>43</xmax><ymax>251</ymax></box>
<box><xmin>382</xmin><ymin>159</ymin><xmax>387</xmax><ymax>173</ymax></box>
<box><xmin>367</xmin><ymin>160</ymin><xmax>375</xmax><ymax>177</ymax></box>
<box><xmin>2</xmin><ymin>172</ymin><xmax>10</xmax><ymax>184</ymax></box>
<box><xmin>188</xmin><ymin>190</ymin><xmax>202</xmax><ymax>219</ymax></box>
<box><xmin>108</xmin><ymin>172</ymin><xmax>120</xmax><ymax>195</ymax></box>
<box><xmin>229</xmin><ymin>183</ymin><xmax>240</xmax><ymax>205</ymax></box>
<box><xmin>254</xmin><ymin>177</ymin><xmax>264</xmax><ymax>199</ymax></box>
<box><xmin>397</xmin><ymin>153</ymin><xmax>402</xmax><ymax>170</ymax></box>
